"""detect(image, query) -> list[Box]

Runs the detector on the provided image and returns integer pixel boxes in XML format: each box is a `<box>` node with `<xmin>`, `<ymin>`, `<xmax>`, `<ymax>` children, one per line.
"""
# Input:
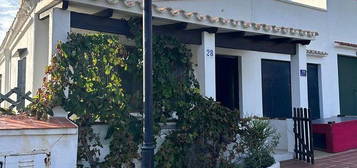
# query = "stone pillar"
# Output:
<box><xmin>197</xmin><ymin>31</ymin><xmax>216</xmax><ymax>100</ymax></box>
<box><xmin>48</xmin><ymin>8</ymin><xmax>70</xmax><ymax>64</ymax></box>
<box><xmin>291</xmin><ymin>44</ymin><xmax>308</xmax><ymax>108</ymax></box>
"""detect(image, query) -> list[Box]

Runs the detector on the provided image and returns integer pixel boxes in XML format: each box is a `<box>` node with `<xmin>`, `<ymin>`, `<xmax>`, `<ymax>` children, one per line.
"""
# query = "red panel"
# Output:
<box><xmin>313</xmin><ymin>120</ymin><xmax>357</xmax><ymax>153</ymax></box>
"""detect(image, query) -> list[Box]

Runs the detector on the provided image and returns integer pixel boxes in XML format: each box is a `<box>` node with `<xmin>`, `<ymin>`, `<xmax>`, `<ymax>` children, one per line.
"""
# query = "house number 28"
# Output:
<box><xmin>206</xmin><ymin>49</ymin><xmax>214</xmax><ymax>57</ymax></box>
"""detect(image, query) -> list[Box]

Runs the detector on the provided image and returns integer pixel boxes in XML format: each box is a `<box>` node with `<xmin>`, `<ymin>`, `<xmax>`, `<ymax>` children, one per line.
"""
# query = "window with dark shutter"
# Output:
<box><xmin>262</xmin><ymin>59</ymin><xmax>292</xmax><ymax>119</ymax></box>
<box><xmin>17</xmin><ymin>49</ymin><xmax>27</xmax><ymax>109</ymax></box>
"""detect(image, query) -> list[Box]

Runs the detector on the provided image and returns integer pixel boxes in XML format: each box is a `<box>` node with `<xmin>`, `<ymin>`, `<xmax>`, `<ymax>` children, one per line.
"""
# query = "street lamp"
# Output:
<box><xmin>142</xmin><ymin>0</ymin><xmax>154</xmax><ymax>167</ymax></box>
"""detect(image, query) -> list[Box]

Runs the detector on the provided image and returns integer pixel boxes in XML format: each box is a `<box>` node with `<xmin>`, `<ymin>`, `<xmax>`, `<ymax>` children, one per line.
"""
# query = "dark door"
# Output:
<box><xmin>216</xmin><ymin>56</ymin><xmax>239</xmax><ymax>110</ymax></box>
<box><xmin>307</xmin><ymin>64</ymin><xmax>321</xmax><ymax>119</ymax></box>
<box><xmin>262</xmin><ymin>60</ymin><xmax>292</xmax><ymax>118</ymax></box>
<box><xmin>338</xmin><ymin>55</ymin><xmax>357</xmax><ymax>116</ymax></box>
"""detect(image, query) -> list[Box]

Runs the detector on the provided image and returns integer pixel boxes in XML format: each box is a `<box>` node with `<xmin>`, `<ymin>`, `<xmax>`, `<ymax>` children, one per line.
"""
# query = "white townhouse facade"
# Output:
<box><xmin>0</xmin><ymin>0</ymin><xmax>356</xmax><ymax>160</ymax></box>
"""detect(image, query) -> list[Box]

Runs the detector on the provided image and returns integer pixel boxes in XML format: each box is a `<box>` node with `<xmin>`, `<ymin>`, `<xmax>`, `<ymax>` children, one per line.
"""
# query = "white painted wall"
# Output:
<box><xmin>0</xmin><ymin>0</ymin><xmax>354</xmax><ymax>162</ymax></box>
<box><xmin>214</xmin><ymin>48</ymin><xmax>290</xmax><ymax>117</ymax></box>
<box><xmin>78</xmin><ymin>124</ymin><xmax>176</xmax><ymax>167</ymax></box>
<box><xmin>269</xmin><ymin>119</ymin><xmax>295</xmax><ymax>153</ymax></box>
<box><xmin>0</xmin><ymin>60</ymin><xmax>5</xmax><ymax>93</ymax></box>
<box><xmin>48</xmin><ymin>8</ymin><xmax>71</xmax><ymax>63</ymax></box>
<box><xmin>77</xmin><ymin>124</ymin><xmax>111</xmax><ymax>167</ymax></box>
<box><xmin>197</xmin><ymin>32</ymin><xmax>216</xmax><ymax>99</ymax></box>
<box><xmin>291</xmin><ymin>44</ymin><xmax>308</xmax><ymax>108</ymax></box>
<box><xmin>0</xmin><ymin>127</ymin><xmax>78</xmax><ymax>168</ymax></box>
<box><xmin>32</xmin><ymin>13</ymin><xmax>50</xmax><ymax>94</ymax></box>
<box><xmin>1</xmin><ymin>0</ymin><xmax>356</xmax><ymax>120</ymax></box>
<box><xmin>0</xmin><ymin>7</ymin><xmax>71</xmax><ymax>106</ymax></box>
<box><xmin>249</xmin><ymin>0</ymin><xmax>356</xmax><ymax>118</ymax></box>
<box><xmin>2</xmin><ymin>16</ymin><xmax>36</xmax><ymax>105</ymax></box>
<box><xmin>187</xmin><ymin>0</ymin><xmax>357</xmax><ymax>118</ymax></box>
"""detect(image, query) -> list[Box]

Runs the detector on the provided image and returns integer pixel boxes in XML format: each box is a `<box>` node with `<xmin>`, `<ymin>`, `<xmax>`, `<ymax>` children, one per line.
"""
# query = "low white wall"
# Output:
<box><xmin>269</xmin><ymin>162</ymin><xmax>281</xmax><ymax>168</ymax></box>
<box><xmin>85</xmin><ymin>122</ymin><xmax>286</xmax><ymax>167</ymax></box>
<box><xmin>0</xmin><ymin>128</ymin><xmax>78</xmax><ymax>168</ymax></box>
<box><xmin>80</xmin><ymin>124</ymin><xmax>111</xmax><ymax>166</ymax></box>
<box><xmin>79</xmin><ymin>123</ymin><xmax>176</xmax><ymax>167</ymax></box>
<box><xmin>269</xmin><ymin>119</ymin><xmax>295</xmax><ymax>153</ymax></box>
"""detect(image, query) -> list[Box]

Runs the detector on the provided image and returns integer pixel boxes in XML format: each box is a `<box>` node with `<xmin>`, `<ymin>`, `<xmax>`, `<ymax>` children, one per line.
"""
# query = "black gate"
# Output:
<box><xmin>293</xmin><ymin>107</ymin><xmax>314</xmax><ymax>164</ymax></box>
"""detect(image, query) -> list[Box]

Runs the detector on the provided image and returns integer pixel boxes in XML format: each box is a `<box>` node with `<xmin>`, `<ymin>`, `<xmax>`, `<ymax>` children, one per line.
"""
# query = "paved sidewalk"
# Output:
<box><xmin>281</xmin><ymin>149</ymin><xmax>357</xmax><ymax>168</ymax></box>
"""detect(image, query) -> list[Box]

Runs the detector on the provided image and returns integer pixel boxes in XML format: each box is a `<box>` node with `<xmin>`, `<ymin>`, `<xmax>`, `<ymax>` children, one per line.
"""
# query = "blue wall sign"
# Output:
<box><xmin>300</xmin><ymin>69</ymin><xmax>307</xmax><ymax>77</ymax></box>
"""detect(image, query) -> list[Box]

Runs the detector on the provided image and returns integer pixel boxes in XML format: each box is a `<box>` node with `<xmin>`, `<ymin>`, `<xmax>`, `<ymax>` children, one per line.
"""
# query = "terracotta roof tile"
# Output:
<box><xmin>102</xmin><ymin>0</ymin><xmax>319</xmax><ymax>39</ymax></box>
<box><xmin>0</xmin><ymin>115</ymin><xmax>77</xmax><ymax>130</ymax></box>
<box><xmin>335</xmin><ymin>41</ymin><xmax>357</xmax><ymax>48</ymax></box>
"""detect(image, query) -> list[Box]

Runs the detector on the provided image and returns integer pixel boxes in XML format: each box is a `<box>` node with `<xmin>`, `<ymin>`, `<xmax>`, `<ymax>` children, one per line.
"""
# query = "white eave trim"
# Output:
<box><xmin>335</xmin><ymin>41</ymin><xmax>357</xmax><ymax>50</ymax></box>
<box><xmin>307</xmin><ymin>49</ymin><xmax>328</xmax><ymax>57</ymax></box>
<box><xmin>70</xmin><ymin>0</ymin><xmax>318</xmax><ymax>40</ymax></box>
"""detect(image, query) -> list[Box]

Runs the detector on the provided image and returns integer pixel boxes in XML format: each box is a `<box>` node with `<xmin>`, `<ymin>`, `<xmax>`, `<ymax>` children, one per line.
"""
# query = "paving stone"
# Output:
<box><xmin>281</xmin><ymin>149</ymin><xmax>357</xmax><ymax>168</ymax></box>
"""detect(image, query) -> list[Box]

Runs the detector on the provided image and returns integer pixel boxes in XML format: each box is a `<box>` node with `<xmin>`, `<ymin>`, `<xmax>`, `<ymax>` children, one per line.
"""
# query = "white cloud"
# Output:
<box><xmin>0</xmin><ymin>0</ymin><xmax>19</xmax><ymax>42</ymax></box>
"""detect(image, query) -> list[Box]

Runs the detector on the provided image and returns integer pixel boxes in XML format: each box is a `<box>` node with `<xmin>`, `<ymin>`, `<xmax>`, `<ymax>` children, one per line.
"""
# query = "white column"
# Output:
<box><xmin>291</xmin><ymin>44</ymin><xmax>308</xmax><ymax>108</ymax></box>
<box><xmin>4</xmin><ymin>49</ymin><xmax>11</xmax><ymax>93</ymax></box>
<box><xmin>197</xmin><ymin>32</ymin><xmax>216</xmax><ymax>100</ymax></box>
<box><xmin>48</xmin><ymin>8</ymin><xmax>70</xmax><ymax>64</ymax></box>
<box><xmin>241</xmin><ymin>54</ymin><xmax>263</xmax><ymax>117</ymax></box>
<box><xmin>33</xmin><ymin>12</ymin><xmax>50</xmax><ymax>94</ymax></box>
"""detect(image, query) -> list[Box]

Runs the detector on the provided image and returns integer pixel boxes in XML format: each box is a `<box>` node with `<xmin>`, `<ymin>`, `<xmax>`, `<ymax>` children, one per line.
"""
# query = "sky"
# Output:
<box><xmin>0</xmin><ymin>0</ymin><xmax>19</xmax><ymax>42</ymax></box>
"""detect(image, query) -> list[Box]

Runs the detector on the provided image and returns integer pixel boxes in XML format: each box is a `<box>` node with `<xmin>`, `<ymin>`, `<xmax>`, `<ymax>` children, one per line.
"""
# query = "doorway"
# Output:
<box><xmin>215</xmin><ymin>55</ymin><xmax>239</xmax><ymax>110</ymax></box>
<box><xmin>307</xmin><ymin>63</ymin><xmax>321</xmax><ymax>119</ymax></box>
<box><xmin>338</xmin><ymin>55</ymin><xmax>357</xmax><ymax>116</ymax></box>
<box><xmin>261</xmin><ymin>60</ymin><xmax>321</xmax><ymax>119</ymax></box>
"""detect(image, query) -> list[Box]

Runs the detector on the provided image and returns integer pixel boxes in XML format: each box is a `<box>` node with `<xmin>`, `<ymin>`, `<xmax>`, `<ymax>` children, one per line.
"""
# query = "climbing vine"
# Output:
<box><xmin>28</xmin><ymin>33</ymin><xmax>142</xmax><ymax>167</ymax></box>
<box><xmin>27</xmin><ymin>18</ymin><xmax>278</xmax><ymax>168</ymax></box>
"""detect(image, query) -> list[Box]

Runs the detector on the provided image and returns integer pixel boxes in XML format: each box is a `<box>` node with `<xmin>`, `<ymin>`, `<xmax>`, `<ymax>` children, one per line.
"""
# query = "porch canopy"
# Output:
<box><xmin>45</xmin><ymin>0</ymin><xmax>318</xmax><ymax>55</ymax></box>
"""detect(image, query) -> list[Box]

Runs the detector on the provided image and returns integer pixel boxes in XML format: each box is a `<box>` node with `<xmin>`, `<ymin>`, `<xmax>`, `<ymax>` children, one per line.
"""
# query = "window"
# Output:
<box><xmin>17</xmin><ymin>57</ymin><xmax>26</xmax><ymax>93</ymax></box>
<box><xmin>262</xmin><ymin>60</ymin><xmax>292</xmax><ymax>118</ymax></box>
<box><xmin>17</xmin><ymin>49</ymin><xmax>27</xmax><ymax>94</ymax></box>
<box><xmin>17</xmin><ymin>49</ymin><xmax>27</xmax><ymax>109</ymax></box>
<box><xmin>279</xmin><ymin>0</ymin><xmax>327</xmax><ymax>10</ymax></box>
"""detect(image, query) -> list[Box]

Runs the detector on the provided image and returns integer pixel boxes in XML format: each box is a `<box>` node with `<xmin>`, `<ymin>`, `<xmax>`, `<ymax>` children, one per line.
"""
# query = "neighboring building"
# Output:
<box><xmin>0</xmin><ymin>107</ymin><xmax>78</xmax><ymax>168</ymax></box>
<box><xmin>0</xmin><ymin>0</ymin><xmax>356</xmax><ymax>162</ymax></box>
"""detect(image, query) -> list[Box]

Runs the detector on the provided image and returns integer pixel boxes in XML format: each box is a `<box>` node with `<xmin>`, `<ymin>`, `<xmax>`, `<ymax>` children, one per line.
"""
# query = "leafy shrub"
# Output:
<box><xmin>244</xmin><ymin>150</ymin><xmax>275</xmax><ymax>168</ymax></box>
<box><xmin>28</xmin><ymin>18</ymin><xmax>205</xmax><ymax>167</ymax></box>
<box><xmin>238</xmin><ymin>119</ymin><xmax>279</xmax><ymax>168</ymax></box>
<box><xmin>28</xmin><ymin>33</ymin><xmax>142</xmax><ymax>167</ymax></box>
<box><xmin>27</xmin><ymin>17</ymin><xmax>279</xmax><ymax>168</ymax></box>
<box><xmin>155</xmin><ymin>96</ymin><xmax>241</xmax><ymax>168</ymax></box>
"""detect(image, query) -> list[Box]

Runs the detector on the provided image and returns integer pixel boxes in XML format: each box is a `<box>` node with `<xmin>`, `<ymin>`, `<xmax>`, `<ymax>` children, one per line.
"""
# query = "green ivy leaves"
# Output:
<box><xmin>28</xmin><ymin>18</ymin><xmax>249</xmax><ymax>168</ymax></box>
